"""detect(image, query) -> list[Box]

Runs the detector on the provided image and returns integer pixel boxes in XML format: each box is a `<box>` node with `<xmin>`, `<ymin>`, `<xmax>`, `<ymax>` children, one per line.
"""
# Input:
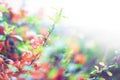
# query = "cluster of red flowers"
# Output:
<box><xmin>0</xmin><ymin>27</ymin><xmax>56</xmax><ymax>80</ymax></box>
<box><xmin>0</xmin><ymin>1</ymin><xmax>88</xmax><ymax>80</ymax></box>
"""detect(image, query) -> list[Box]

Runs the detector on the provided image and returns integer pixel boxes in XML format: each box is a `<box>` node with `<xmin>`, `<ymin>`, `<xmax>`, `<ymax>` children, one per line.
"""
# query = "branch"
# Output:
<box><xmin>43</xmin><ymin>24</ymin><xmax>55</xmax><ymax>46</ymax></box>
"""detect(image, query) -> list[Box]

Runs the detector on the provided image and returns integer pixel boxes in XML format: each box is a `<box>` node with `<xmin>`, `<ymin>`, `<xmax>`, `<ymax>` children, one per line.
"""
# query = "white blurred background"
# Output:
<box><xmin>6</xmin><ymin>0</ymin><xmax>120</xmax><ymax>49</ymax></box>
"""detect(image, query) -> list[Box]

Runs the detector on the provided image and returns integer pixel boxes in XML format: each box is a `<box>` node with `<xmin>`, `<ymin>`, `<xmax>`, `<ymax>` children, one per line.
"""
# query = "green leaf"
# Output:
<box><xmin>4</xmin><ymin>22</ymin><xmax>16</xmax><ymax>35</ymax></box>
<box><xmin>99</xmin><ymin>78</ymin><xmax>105</xmax><ymax>80</ymax></box>
<box><xmin>107</xmin><ymin>71</ymin><xmax>112</xmax><ymax>76</ymax></box>
<box><xmin>62</xmin><ymin>16</ymin><xmax>68</xmax><ymax>19</ymax></box>
<box><xmin>25</xmin><ymin>16</ymin><xmax>40</xmax><ymax>24</ymax></box>
<box><xmin>15</xmin><ymin>27</ymin><xmax>25</xmax><ymax>33</ymax></box>
<box><xmin>90</xmin><ymin>70</ymin><xmax>97</xmax><ymax>74</ymax></box>
<box><xmin>54</xmin><ymin>9</ymin><xmax>63</xmax><ymax>24</ymax></box>
<box><xmin>4</xmin><ymin>21</ymin><xmax>8</xmax><ymax>28</ymax></box>
<box><xmin>48</xmin><ymin>68</ymin><xmax>57</xmax><ymax>78</ymax></box>
<box><xmin>8</xmin><ymin>64</ymin><xmax>18</xmax><ymax>72</ymax></box>
<box><xmin>0</xmin><ymin>5</ymin><xmax>8</xmax><ymax>12</ymax></box>
<box><xmin>49</xmin><ymin>8</ymin><xmax>65</xmax><ymax>24</ymax></box>
<box><xmin>48</xmin><ymin>16</ymin><xmax>54</xmax><ymax>21</ymax></box>
<box><xmin>94</xmin><ymin>65</ymin><xmax>99</xmax><ymax>71</ymax></box>
<box><xmin>13</xmin><ymin>35</ymin><xmax>23</xmax><ymax>41</ymax></box>
<box><xmin>69</xmin><ymin>74</ymin><xmax>76</xmax><ymax>80</ymax></box>
<box><xmin>76</xmin><ymin>64</ymin><xmax>83</xmax><ymax>68</ymax></box>
<box><xmin>23</xmin><ymin>66</ymin><xmax>34</xmax><ymax>71</ymax></box>
<box><xmin>99</xmin><ymin>62</ymin><xmax>105</xmax><ymax>66</ymax></box>
<box><xmin>18</xmin><ymin>45</ymin><xmax>28</xmax><ymax>51</ymax></box>
<box><xmin>35</xmin><ymin>46</ymin><xmax>43</xmax><ymax>54</ymax></box>
<box><xmin>0</xmin><ymin>35</ymin><xmax>6</xmax><ymax>41</ymax></box>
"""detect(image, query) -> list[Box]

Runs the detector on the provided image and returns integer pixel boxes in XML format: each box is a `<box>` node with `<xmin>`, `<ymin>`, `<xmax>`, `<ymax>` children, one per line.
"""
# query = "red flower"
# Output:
<box><xmin>19</xmin><ymin>9</ymin><xmax>27</xmax><ymax>19</ymax></box>
<box><xmin>11</xmin><ymin>53</ymin><xmax>19</xmax><ymax>61</ymax></box>
<box><xmin>13</xmin><ymin>60</ymin><xmax>21</xmax><ymax>68</ymax></box>
<box><xmin>31</xmin><ymin>70</ymin><xmax>45</xmax><ymax>79</ymax></box>
<box><xmin>30</xmin><ymin>38</ymin><xmax>44</xmax><ymax>49</ymax></box>
<box><xmin>21</xmin><ymin>51</ymin><xmax>34</xmax><ymax>62</ymax></box>
<box><xmin>0</xmin><ymin>57</ymin><xmax>3</xmax><ymax>65</ymax></box>
<box><xmin>22</xmin><ymin>51</ymin><xmax>33</xmax><ymax>59</ymax></box>
<box><xmin>0</xmin><ymin>72</ymin><xmax>10</xmax><ymax>80</ymax></box>
<box><xmin>8</xmin><ymin>8</ymin><xmax>19</xmax><ymax>23</ymax></box>
<box><xmin>74</xmin><ymin>54</ymin><xmax>86</xmax><ymax>65</ymax></box>
<box><xmin>11</xmin><ymin>14</ymin><xmax>19</xmax><ymax>23</ymax></box>
<box><xmin>26</xmin><ymin>31</ymin><xmax>36</xmax><ymax>39</ymax></box>
<box><xmin>0</xmin><ymin>26</ymin><xmax>4</xmax><ymax>35</ymax></box>
<box><xmin>40</xmin><ymin>62</ymin><xmax>50</xmax><ymax>73</ymax></box>
<box><xmin>0</xmin><ymin>42</ymin><xmax>4</xmax><ymax>51</ymax></box>
<box><xmin>77</xmin><ymin>77</ymin><xmax>86</xmax><ymax>80</ymax></box>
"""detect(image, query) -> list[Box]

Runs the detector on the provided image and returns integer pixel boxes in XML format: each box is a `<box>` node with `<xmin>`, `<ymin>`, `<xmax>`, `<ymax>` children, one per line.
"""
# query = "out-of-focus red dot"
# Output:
<box><xmin>30</xmin><ymin>38</ymin><xmax>44</xmax><ymax>49</ymax></box>
<box><xmin>74</xmin><ymin>54</ymin><xmax>86</xmax><ymax>65</ymax></box>
<box><xmin>0</xmin><ymin>57</ymin><xmax>3</xmax><ymax>64</ymax></box>
<box><xmin>0</xmin><ymin>26</ymin><xmax>4</xmax><ymax>35</ymax></box>
<box><xmin>78</xmin><ymin>77</ymin><xmax>85</xmax><ymax>80</ymax></box>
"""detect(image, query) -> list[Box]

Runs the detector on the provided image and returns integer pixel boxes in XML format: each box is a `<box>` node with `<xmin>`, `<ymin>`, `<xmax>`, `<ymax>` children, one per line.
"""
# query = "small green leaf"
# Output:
<box><xmin>69</xmin><ymin>74</ymin><xmax>76</xmax><ymax>80</ymax></box>
<box><xmin>23</xmin><ymin>66</ymin><xmax>34</xmax><ymax>71</ymax></box>
<box><xmin>0</xmin><ymin>5</ymin><xmax>8</xmax><ymax>12</ymax></box>
<box><xmin>48</xmin><ymin>68</ymin><xmax>57</xmax><ymax>78</ymax></box>
<box><xmin>99</xmin><ymin>62</ymin><xmax>105</xmax><ymax>66</ymax></box>
<box><xmin>62</xmin><ymin>16</ymin><xmax>68</xmax><ymax>19</ymax></box>
<box><xmin>90</xmin><ymin>70</ymin><xmax>97</xmax><ymax>74</ymax></box>
<box><xmin>94</xmin><ymin>65</ymin><xmax>99</xmax><ymax>70</ymax></box>
<box><xmin>0</xmin><ymin>35</ymin><xmax>6</xmax><ymax>41</ymax></box>
<box><xmin>13</xmin><ymin>35</ymin><xmax>23</xmax><ymax>41</ymax></box>
<box><xmin>107</xmin><ymin>71</ymin><xmax>112</xmax><ymax>76</ymax></box>
<box><xmin>48</xmin><ymin>16</ymin><xmax>54</xmax><ymax>21</ymax></box>
<box><xmin>54</xmin><ymin>9</ymin><xmax>63</xmax><ymax>24</ymax></box>
<box><xmin>35</xmin><ymin>46</ymin><xmax>43</xmax><ymax>54</ymax></box>
<box><xmin>4</xmin><ymin>21</ymin><xmax>8</xmax><ymax>28</ymax></box>
<box><xmin>99</xmin><ymin>78</ymin><xmax>105</xmax><ymax>80</ymax></box>
<box><xmin>8</xmin><ymin>64</ymin><xmax>18</xmax><ymax>72</ymax></box>
<box><xmin>18</xmin><ymin>45</ymin><xmax>28</xmax><ymax>51</ymax></box>
<box><xmin>4</xmin><ymin>23</ymin><xmax>15</xmax><ymax>35</ymax></box>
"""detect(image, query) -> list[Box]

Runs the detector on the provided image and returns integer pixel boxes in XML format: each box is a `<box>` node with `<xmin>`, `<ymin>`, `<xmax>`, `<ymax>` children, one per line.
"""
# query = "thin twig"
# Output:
<box><xmin>29</xmin><ymin>54</ymin><xmax>40</xmax><ymax>65</ymax></box>
<box><xmin>43</xmin><ymin>24</ymin><xmax>55</xmax><ymax>46</ymax></box>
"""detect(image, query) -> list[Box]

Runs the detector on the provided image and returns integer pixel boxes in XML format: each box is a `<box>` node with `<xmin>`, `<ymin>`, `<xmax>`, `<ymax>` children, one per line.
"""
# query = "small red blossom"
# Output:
<box><xmin>19</xmin><ymin>9</ymin><xmax>27</xmax><ymax>19</ymax></box>
<box><xmin>22</xmin><ymin>51</ymin><xmax>33</xmax><ymax>59</ymax></box>
<box><xmin>26</xmin><ymin>31</ymin><xmax>36</xmax><ymax>39</ymax></box>
<box><xmin>11</xmin><ymin>53</ymin><xmax>19</xmax><ymax>61</ymax></box>
<box><xmin>6</xmin><ymin>69</ymin><xmax>13</xmax><ymax>75</ymax></box>
<box><xmin>0</xmin><ymin>57</ymin><xmax>3</xmax><ymax>65</ymax></box>
<box><xmin>21</xmin><ymin>51</ymin><xmax>35</xmax><ymax>62</ymax></box>
<box><xmin>77</xmin><ymin>77</ymin><xmax>86</xmax><ymax>80</ymax></box>
<box><xmin>0</xmin><ymin>72</ymin><xmax>10</xmax><ymax>80</ymax></box>
<box><xmin>0</xmin><ymin>26</ymin><xmax>4</xmax><ymax>35</ymax></box>
<box><xmin>0</xmin><ymin>42</ymin><xmax>4</xmax><ymax>51</ymax></box>
<box><xmin>74</xmin><ymin>54</ymin><xmax>86</xmax><ymax>65</ymax></box>
<box><xmin>30</xmin><ymin>38</ymin><xmax>44</xmax><ymax>49</ymax></box>
<box><xmin>40</xmin><ymin>62</ymin><xmax>50</xmax><ymax>74</ymax></box>
<box><xmin>11</xmin><ymin>14</ymin><xmax>19</xmax><ymax>23</ymax></box>
<box><xmin>31</xmin><ymin>70</ymin><xmax>45</xmax><ymax>79</ymax></box>
<box><xmin>8</xmin><ymin>8</ymin><xmax>20</xmax><ymax>23</ymax></box>
<box><xmin>13</xmin><ymin>60</ymin><xmax>21</xmax><ymax>68</ymax></box>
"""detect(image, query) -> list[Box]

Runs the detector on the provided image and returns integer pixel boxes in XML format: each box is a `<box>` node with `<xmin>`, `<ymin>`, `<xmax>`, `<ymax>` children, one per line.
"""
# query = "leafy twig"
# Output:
<box><xmin>43</xmin><ymin>8</ymin><xmax>65</xmax><ymax>46</ymax></box>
